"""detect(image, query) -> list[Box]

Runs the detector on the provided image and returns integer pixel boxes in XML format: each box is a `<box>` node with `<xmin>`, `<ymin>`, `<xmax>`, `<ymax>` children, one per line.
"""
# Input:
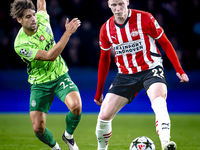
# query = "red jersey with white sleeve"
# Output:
<box><xmin>95</xmin><ymin>9</ymin><xmax>185</xmax><ymax>100</ymax></box>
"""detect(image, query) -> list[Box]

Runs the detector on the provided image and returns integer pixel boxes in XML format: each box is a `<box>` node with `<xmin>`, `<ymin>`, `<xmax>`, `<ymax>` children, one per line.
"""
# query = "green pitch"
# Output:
<box><xmin>0</xmin><ymin>114</ymin><xmax>200</xmax><ymax>150</ymax></box>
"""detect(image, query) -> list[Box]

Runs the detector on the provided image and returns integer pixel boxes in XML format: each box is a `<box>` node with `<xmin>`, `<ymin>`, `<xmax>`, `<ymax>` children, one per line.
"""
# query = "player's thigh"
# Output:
<box><xmin>99</xmin><ymin>93</ymin><xmax>128</xmax><ymax>121</ymax></box>
<box><xmin>55</xmin><ymin>72</ymin><xmax>79</xmax><ymax>102</ymax></box>
<box><xmin>55</xmin><ymin>73</ymin><xmax>81</xmax><ymax>111</ymax></box>
<box><xmin>147</xmin><ymin>82</ymin><xmax>167</xmax><ymax>102</ymax></box>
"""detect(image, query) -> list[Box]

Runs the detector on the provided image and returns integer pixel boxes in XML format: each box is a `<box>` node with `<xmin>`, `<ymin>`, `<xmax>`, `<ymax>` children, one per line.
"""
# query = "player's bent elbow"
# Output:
<box><xmin>45</xmin><ymin>54</ymin><xmax>57</xmax><ymax>61</ymax></box>
<box><xmin>49</xmin><ymin>57</ymin><xmax>57</xmax><ymax>61</ymax></box>
<box><xmin>35</xmin><ymin>50</ymin><xmax>57</xmax><ymax>61</ymax></box>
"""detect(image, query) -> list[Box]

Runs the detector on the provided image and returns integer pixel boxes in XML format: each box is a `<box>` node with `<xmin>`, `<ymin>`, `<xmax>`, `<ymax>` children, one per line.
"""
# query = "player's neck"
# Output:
<box><xmin>23</xmin><ymin>27</ymin><xmax>37</xmax><ymax>36</ymax></box>
<box><xmin>114</xmin><ymin>9</ymin><xmax>129</xmax><ymax>25</ymax></box>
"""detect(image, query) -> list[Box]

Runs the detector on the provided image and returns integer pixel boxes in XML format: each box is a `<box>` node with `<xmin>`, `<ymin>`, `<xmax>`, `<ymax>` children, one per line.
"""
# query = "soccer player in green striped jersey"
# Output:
<box><xmin>10</xmin><ymin>0</ymin><xmax>82</xmax><ymax>149</ymax></box>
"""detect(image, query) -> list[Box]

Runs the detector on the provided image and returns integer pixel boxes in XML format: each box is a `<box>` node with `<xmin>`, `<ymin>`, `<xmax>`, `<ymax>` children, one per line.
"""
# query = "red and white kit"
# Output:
<box><xmin>95</xmin><ymin>9</ymin><xmax>184</xmax><ymax>100</ymax></box>
<box><xmin>100</xmin><ymin>9</ymin><xmax>164</xmax><ymax>74</ymax></box>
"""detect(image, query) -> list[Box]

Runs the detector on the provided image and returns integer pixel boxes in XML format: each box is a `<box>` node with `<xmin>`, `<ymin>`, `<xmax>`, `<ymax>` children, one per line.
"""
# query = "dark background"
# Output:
<box><xmin>0</xmin><ymin>0</ymin><xmax>200</xmax><ymax>113</ymax></box>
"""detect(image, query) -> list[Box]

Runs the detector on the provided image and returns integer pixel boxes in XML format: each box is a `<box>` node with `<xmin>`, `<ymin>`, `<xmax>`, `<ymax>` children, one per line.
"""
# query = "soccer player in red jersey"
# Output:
<box><xmin>94</xmin><ymin>0</ymin><xmax>189</xmax><ymax>150</ymax></box>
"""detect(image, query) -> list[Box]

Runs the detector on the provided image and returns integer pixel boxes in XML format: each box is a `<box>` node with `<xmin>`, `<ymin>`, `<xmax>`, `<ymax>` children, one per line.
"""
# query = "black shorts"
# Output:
<box><xmin>108</xmin><ymin>66</ymin><xmax>167</xmax><ymax>103</ymax></box>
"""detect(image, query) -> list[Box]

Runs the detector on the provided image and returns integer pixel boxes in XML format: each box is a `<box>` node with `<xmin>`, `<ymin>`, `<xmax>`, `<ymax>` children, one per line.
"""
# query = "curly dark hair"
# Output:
<box><xmin>10</xmin><ymin>0</ymin><xmax>35</xmax><ymax>19</ymax></box>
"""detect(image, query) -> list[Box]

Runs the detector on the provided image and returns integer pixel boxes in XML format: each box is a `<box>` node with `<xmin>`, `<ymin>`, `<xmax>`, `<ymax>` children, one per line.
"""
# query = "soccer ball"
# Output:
<box><xmin>130</xmin><ymin>136</ymin><xmax>155</xmax><ymax>150</ymax></box>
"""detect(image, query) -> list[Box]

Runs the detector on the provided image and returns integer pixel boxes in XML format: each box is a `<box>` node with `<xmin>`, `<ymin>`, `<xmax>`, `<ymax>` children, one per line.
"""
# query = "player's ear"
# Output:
<box><xmin>17</xmin><ymin>18</ymin><xmax>22</xmax><ymax>24</ymax></box>
<box><xmin>127</xmin><ymin>0</ymin><xmax>129</xmax><ymax>6</ymax></box>
<box><xmin>108</xmin><ymin>0</ymin><xmax>111</xmax><ymax>8</ymax></box>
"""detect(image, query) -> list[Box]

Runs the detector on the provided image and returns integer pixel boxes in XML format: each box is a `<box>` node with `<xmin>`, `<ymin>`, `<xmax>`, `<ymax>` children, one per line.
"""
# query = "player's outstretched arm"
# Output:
<box><xmin>157</xmin><ymin>33</ymin><xmax>189</xmax><ymax>83</ymax></box>
<box><xmin>94</xmin><ymin>50</ymin><xmax>111</xmax><ymax>106</ymax></box>
<box><xmin>35</xmin><ymin>18</ymin><xmax>81</xmax><ymax>61</ymax></box>
<box><xmin>37</xmin><ymin>0</ymin><xmax>47</xmax><ymax>13</ymax></box>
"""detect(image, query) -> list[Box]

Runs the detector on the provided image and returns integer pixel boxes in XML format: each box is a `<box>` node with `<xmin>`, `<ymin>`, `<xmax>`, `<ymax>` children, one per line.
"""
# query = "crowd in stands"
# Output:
<box><xmin>1</xmin><ymin>0</ymin><xmax>200</xmax><ymax>71</ymax></box>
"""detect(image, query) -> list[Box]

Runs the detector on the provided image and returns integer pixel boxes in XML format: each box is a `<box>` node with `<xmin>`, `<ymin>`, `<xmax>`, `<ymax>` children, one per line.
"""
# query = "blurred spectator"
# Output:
<box><xmin>65</xmin><ymin>37</ymin><xmax>81</xmax><ymax>66</ymax></box>
<box><xmin>196</xmin><ymin>47</ymin><xmax>200</xmax><ymax>69</ymax></box>
<box><xmin>47</xmin><ymin>0</ymin><xmax>63</xmax><ymax>29</ymax></box>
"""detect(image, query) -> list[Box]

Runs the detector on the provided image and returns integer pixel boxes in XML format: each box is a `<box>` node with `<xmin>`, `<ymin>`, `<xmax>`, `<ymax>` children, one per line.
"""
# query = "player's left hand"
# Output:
<box><xmin>176</xmin><ymin>73</ymin><xmax>189</xmax><ymax>83</ymax></box>
<box><xmin>65</xmin><ymin>18</ymin><xmax>81</xmax><ymax>35</ymax></box>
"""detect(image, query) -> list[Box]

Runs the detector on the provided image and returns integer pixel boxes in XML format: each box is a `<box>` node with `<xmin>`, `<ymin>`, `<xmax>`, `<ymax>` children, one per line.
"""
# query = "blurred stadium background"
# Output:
<box><xmin>0</xmin><ymin>0</ymin><xmax>200</xmax><ymax>113</ymax></box>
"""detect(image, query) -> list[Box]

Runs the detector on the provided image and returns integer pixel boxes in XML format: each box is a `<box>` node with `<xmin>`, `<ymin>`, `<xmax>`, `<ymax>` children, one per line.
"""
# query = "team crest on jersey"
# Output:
<box><xmin>40</xmin><ymin>35</ymin><xmax>45</xmax><ymax>41</ymax></box>
<box><xmin>131</xmin><ymin>30</ymin><xmax>139</xmax><ymax>37</ymax></box>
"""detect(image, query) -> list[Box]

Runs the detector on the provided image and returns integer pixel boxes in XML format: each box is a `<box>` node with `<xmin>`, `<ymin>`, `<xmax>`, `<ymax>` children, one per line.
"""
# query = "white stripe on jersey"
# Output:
<box><xmin>116</xmin><ymin>25</ymin><xmax>123</xmax><ymax>43</ymax></box>
<box><xmin>100</xmin><ymin>19</ymin><xmax>113</xmax><ymax>51</ymax></box>
<box><xmin>125</xmin><ymin>21</ymin><xmax>132</xmax><ymax>42</ymax></box>
<box><xmin>149</xmin><ymin>35</ymin><xmax>158</xmax><ymax>54</ymax></box>
<box><xmin>117</xmin><ymin>23</ymin><xmax>133</xmax><ymax>73</ymax></box>
<box><xmin>136</xmin><ymin>13</ymin><xmax>144</xmax><ymax>72</ymax></box>
<box><xmin>149</xmin><ymin>35</ymin><xmax>163</xmax><ymax>67</ymax></box>
<box><xmin>115</xmin><ymin>55</ymin><xmax>122</xmax><ymax>73</ymax></box>
<box><xmin>106</xmin><ymin>19</ymin><xmax>113</xmax><ymax>44</ymax></box>
<box><xmin>137</xmin><ymin>13</ymin><xmax>160</xmax><ymax>71</ymax></box>
<box><xmin>115</xmin><ymin>25</ymin><xmax>124</xmax><ymax>73</ymax></box>
<box><xmin>106</xmin><ymin>20</ymin><xmax>123</xmax><ymax>72</ymax></box>
<box><xmin>122</xmin><ymin>21</ymin><xmax>136</xmax><ymax>74</ymax></box>
<box><xmin>100</xmin><ymin>20</ymin><xmax>113</xmax><ymax>51</ymax></box>
<box><xmin>125</xmin><ymin>22</ymin><xmax>134</xmax><ymax>74</ymax></box>
<box><xmin>100</xmin><ymin>47</ymin><xmax>111</xmax><ymax>51</ymax></box>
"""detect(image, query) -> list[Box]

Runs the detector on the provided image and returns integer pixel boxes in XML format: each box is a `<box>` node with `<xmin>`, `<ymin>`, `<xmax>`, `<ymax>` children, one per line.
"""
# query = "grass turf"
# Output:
<box><xmin>0</xmin><ymin>114</ymin><xmax>200</xmax><ymax>150</ymax></box>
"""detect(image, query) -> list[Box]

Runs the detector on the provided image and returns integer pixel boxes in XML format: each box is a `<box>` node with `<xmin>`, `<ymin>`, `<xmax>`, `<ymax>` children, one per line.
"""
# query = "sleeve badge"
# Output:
<box><xmin>20</xmin><ymin>49</ymin><xmax>28</xmax><ymax>56</ymax></box>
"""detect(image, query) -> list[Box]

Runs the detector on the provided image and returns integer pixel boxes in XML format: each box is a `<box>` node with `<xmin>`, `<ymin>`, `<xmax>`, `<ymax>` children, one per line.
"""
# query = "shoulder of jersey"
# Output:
<box><xmin>14</xmin><ymin>28</ymin><xmax>29</xmax><ymax>46</ymax></box>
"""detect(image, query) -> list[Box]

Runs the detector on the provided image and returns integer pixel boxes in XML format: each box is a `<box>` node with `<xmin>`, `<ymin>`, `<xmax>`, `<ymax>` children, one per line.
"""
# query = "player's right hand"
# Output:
<box><xmin>176</xmin><ymin>72</ymin><xmax>189</xmax><ymax>83</ymax></box>
<box><xmin>94</xmin><ymin>94</ymin><xmax>103</xmax><ymax>106</ymax></box>
<box><xmin>65</xmin><ymin>18</ymin><xmax>81</xmax><ymax>35</ymax></box>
